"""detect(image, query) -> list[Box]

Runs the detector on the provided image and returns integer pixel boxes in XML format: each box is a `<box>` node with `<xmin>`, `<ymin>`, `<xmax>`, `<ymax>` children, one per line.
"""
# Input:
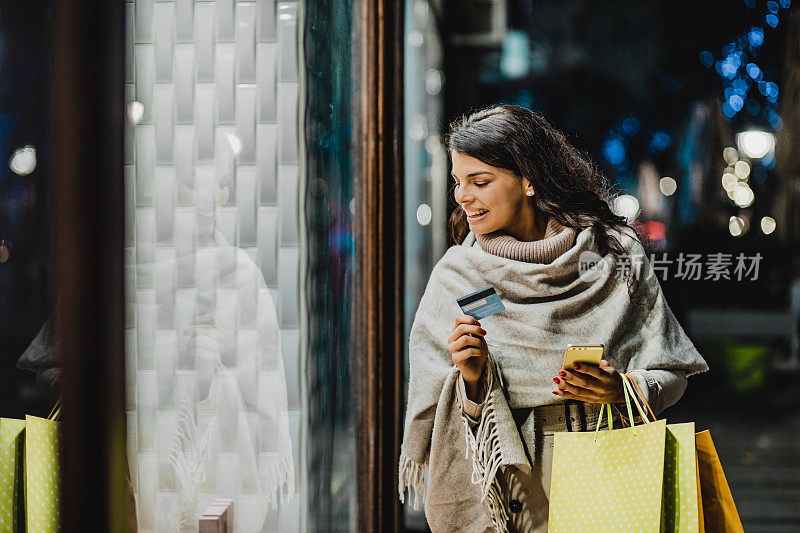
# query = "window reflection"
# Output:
<box><xmin>0</xmin><ymin>2</ymin><xmax>53</xmax><ymax>418</ymax></box>
<box><xmin>125</xmin><ymin>1</ymin><xmax>302</xmax><ymax>530</ymax></box>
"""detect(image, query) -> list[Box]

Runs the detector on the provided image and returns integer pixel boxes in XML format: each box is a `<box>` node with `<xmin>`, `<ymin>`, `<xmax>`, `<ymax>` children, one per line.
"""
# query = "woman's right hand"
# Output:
<box><xmin>448</xmin><ymin>314</ymin><xmax>488</xmax><ymax>391</ymax></box>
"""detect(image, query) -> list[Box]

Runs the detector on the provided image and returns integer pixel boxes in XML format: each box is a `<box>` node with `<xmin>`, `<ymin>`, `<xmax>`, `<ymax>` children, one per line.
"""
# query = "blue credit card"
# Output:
<box><xmin>456</xmin><ymin>286</ymin><xmax>506</xmax><ymax>320</ymax></box>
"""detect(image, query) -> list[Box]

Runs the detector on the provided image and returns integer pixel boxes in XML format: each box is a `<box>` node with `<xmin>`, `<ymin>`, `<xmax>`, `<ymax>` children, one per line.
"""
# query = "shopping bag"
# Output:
<box><xmin>0</xmin><ymin>403</ymin><xmax>61</xmax><ymax>533</ymax></box>
<box><xmin>627</xmin><ymin>375</ymin><xmax>702</xmax><ymax>533</ymax></box>
<box><xmin>696</xmin><ymin>451</ymin><xmax>705</xmax><ymax>531</ymax></box>
<box><xmin>695</xmin><ymin>430</ymin><xmax>744</xmax><ymax>533</ymax></box>
<box><xmin>548</xmin><ymin>375</ymin><xmax>668</xmax><ymax>532</ymax></box>
<box><xmin>662</xmin><ymin>422</ymin><xmax>701</xmax><ymax>532</ymax></box>
<box><xmin>24</xmin><ymin>413</ymin><xmax>61</xmax><ymax>532</ymax></box>
<box><xmin>0</xmin><ymin>418</ymin><xmax>26</xmax><ymax>531</ymax></box>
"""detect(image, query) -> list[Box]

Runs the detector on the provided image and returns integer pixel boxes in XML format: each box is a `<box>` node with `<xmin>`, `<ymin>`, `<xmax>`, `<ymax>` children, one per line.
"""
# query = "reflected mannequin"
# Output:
<box><xmin>127</xmin><ymin>168</ymin><xmax>294</xmax><ymax>530</ymax></box>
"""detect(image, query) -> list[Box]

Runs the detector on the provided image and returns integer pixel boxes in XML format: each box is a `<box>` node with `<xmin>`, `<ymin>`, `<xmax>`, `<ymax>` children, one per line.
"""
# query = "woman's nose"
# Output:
<box><xmin>454</xmin><ymin>184</ymin><xmax>471</xmax><ymax>204</ymax></box>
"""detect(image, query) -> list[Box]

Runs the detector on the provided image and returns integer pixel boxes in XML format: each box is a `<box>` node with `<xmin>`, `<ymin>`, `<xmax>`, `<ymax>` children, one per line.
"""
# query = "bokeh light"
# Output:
<box><xmin>416</xmin><ymin>203</ymin><xmax>432</xmax><ymax>226</ymax></box>
<box><xmin>602</xmin><ymin>137</ymin><xmax>626</xmax><ymax>165</ymax></box>
<box><xmin>613</xmin><ymin>194</ymin><xmax>640</xmax><ymax>219</ymax></box>
<box><xmin>729</xmin><ymin>216</ymin><xmax>746</xmax><ymax>236</ymax></box>
<box><xmin>659</xmin><ymin>176</ymin><xmax>677</xmax><ymax>196</ymax></box>
<box><xmin>9</xmin><ymin>146</ymin><xmax>37</xmax><ymax>176</ymax></box>
<box><xmin>733</xmin><ymin>184</ymin><xmax>755</xmax><ymax>208</ymax></box>
<box><xmin>736</xmin><ymin>130</ymin><xmax>774</xmax><ymax>158</ymax></box>
<box><xmin>425</xmin><ymin>69</ymin><xmax>443</xmax><ymax>95</ymax></box>
<box><xmin>722</xmin><ymin>173</ymin><xmax>738</xmax><ymax>191</ymax></box>
<box><xmin>760</xmin><ymin>216</ymin><xmax>776</xmax><ymax>234</ymax></box>
<box><xmin>127</xmin><ymin>101</ymin><xmax>144</xmax><ymax>125</ymax></box>
<box><xmin>408</xmin><ymin>31</ymin><xmax>423</xmax><ymax>47</ymax></box>
<box><xmin>723</xmin><ymin>147</ymin><xmax>739</xmax><ymax>165</ymax></box>
<box><xmin>226</xmin><ymin>132</ymin><xmax>243</xmax><ymax>155</ymax></box>
<box><xmin>748</xmin><ymin>26</ymin><xmax>764</xmax><ymax>47</ymax></box>
<box><xmin>734</xmin><ymin>160</ymin><xmax>751</xmax><ymax>179</ymax></box>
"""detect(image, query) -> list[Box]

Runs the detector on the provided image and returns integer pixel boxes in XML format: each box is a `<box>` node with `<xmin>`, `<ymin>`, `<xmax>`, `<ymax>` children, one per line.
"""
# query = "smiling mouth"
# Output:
<box><xmin>466</xmin><ymin>210</ymin><xmax>489</xmax><ymax>219</ymax></box>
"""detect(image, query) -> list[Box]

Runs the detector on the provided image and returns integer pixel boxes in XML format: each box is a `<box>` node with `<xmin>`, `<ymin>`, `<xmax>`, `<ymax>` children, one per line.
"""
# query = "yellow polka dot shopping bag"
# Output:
<box><xmin>0</xmin><ymin>403</ymin><xmax>61</xmax><ymax>532</ymax></box>
<box><xmin>0</xmin><ymin>418</ymin><xmax>26</xmax><ymax>531</ymax></box>
<box><xmin>549</xmin><ymin>374</ymin><xmax>702</xmax><ymax>532</ymax></box>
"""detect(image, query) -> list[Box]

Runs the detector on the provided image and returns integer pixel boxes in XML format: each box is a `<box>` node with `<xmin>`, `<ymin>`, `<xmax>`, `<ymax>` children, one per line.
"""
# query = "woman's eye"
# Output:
<box><xmin>475</xmin><ymin>182</ymin><xmax>488</xmax><ymax>188</ymax></box>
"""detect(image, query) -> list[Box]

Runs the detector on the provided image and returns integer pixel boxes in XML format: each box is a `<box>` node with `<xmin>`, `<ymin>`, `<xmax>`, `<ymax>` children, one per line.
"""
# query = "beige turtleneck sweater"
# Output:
<box><xmin>473</xmin><ymin>216</ymin><xmax>577</xmax><ymax>264</ymax></box>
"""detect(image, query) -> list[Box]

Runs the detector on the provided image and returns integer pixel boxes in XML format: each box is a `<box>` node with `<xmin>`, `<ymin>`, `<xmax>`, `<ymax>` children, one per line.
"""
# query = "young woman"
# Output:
<box><xmin>398</xmin><ymin>105</ymin><xmax>708</xmax><ymax>533</ymax></box>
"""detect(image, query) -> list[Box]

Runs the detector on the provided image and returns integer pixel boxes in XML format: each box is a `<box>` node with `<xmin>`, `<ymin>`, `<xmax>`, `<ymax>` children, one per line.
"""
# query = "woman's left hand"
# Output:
<box><xmin>552</xmin><ymin>359</ymin><xmax>625</xmax><ymax>403</ymax></box>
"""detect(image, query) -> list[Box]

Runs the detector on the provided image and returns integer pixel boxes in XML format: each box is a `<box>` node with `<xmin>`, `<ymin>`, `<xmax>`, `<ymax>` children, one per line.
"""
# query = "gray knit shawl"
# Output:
<box><xmin>398</xmin><ymin>224</ymin><xmax>708</xmax><ymax>532</ymax></box>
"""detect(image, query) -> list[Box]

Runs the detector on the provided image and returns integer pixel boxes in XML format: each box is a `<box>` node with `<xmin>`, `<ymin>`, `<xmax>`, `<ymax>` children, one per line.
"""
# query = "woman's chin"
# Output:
<box><xmin>469</xmin><ymin>223</ymin><xmax>499</xmax><ymax>235</ymax></box>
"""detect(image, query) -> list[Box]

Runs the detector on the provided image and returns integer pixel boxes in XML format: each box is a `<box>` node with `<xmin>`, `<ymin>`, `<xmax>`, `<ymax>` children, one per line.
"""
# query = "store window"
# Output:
<box><xmin>0</xmin><ymin>5</ymin><xmax>55</xmax><ymax>423</ymax></box>
<box><xmin>125</xmin><ymin>1</ymin><xmax>302</xmax><ymax>530</ymax></box>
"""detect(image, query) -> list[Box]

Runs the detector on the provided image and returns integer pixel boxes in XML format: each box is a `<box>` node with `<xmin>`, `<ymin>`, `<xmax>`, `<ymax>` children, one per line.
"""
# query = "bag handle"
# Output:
<box><xmin>47</xmin><ymin>397</ymin><xmax>62</xmax><ymax>421</ymax></box>
<box><xmin>625</xmin><ymin>373</ymin><xmax>658</xmax><ymax>421</ymax></box>
<box><xmin>621</xmin><ymin>373</ymin><xmax>651</xmax><ymax>424</ymax></box>
<box><xmin>612</xmin><ymin>404</ymin><xmax>630</xmax><ymax>427</ymax></box>
<box><xmin>594</xmin><ymin>370</ymin><xmax>637</xmax><ymax>441</ymax></box>
<box><xmin>593</xmin><ymin>373</ymin><xmax>650</xmax><ymax>442</ymax></box>
<box><xmin>593</xmin><ymin>403</ymin><xmax>615</xmax><ymax>442</ymax></box>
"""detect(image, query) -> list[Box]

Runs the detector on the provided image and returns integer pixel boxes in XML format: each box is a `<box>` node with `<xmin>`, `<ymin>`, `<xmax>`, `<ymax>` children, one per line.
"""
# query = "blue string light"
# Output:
<box><xmin>602</xmin><ymin>137</ymin><xmax>627</xmax><ymax>166</ymax></box>
<box><xmin>748</xmin><ymin>27</ymin><xmax>764</xmax><ymax>47</ymax></box>
<box><xmin>766</xmin><ymin>13</ymin><xmax>779</xmax><ymax>28</ymax></box>
<box><xmin>696</xmin><ymin>4</ymin><xmax>782</xmax><ymax>128</ymax></box>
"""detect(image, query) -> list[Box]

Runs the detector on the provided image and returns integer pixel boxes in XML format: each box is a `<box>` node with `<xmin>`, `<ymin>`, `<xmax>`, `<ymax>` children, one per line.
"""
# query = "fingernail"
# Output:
<box><xmin>559</xmin><ymin>370</ymin><xmax>566</xmax><ymax>377</ymax></box>
<box><xmin>574</xmin><ymin>364</ymin><xmax>581</xmax><ymax>370</ymax></box>
<box><xmin>553</xmin><ymin>377</ymin><xmax>560</xmax><ymax>384</ymax></box>
<box><xmin>475</xmin><ymin>322</ymin><xmax>481</xmax><ymax>327</ymax></box>
<box><xmin>552</xmin><ymin>390</ymin><xmax>559</xmax><ymax>395</ymax></box>
<box><xmin>480</xmin><ymin>328</ymin><xmax>487</xmax><ymax>335</ymax></box>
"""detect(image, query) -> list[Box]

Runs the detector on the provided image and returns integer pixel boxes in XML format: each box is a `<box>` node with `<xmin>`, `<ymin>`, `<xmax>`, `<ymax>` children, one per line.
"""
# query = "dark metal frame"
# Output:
<box><xmin>51</xmin><ymin>1</ymin><xmax>130</xmax><ymax>530</ymax></box>
<box><xmin>352</xmin><ymin>0</ymin><xmax>406</xmax><ymax>530</ymax></box>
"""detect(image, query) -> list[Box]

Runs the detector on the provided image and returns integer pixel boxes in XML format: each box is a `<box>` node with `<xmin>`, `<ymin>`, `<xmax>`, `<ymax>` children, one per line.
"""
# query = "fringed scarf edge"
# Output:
<box><xmin>398</xmin><ymin>452</ymin><xmax>427</xmax><ymax>510</ymax></box>
<box><xmin>456</xmin><ymin>351</ymin><xmax>510</xmax><ymax>533</ymax></box>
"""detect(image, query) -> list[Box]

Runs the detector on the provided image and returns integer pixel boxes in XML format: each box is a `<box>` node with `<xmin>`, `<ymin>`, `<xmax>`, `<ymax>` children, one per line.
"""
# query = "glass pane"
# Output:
<box><xmin>403</xmin><ymin>0</ymin><xmax>445</xmax><ymax>528</ymax></box>
<box><xmin>0</xmin><ymin>3</ymin><xmax>55</xmax><ymax>417</ymax></box>
<box><xmin>303</xmin><ymin>0</ymin><xmax>358</xmax><ymax>529</ymax></box>
<box><xmin>124</xmin><ymin>1</ymin><xmax>302</xmax><ymax>530</ymax></box>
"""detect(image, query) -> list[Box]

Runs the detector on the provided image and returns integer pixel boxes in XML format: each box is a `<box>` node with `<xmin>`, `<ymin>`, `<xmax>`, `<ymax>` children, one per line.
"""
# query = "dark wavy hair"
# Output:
<box><xmin>446</xmin><ymin>104</ymin><xmax>642</xmax><ymax>298</ymax></box>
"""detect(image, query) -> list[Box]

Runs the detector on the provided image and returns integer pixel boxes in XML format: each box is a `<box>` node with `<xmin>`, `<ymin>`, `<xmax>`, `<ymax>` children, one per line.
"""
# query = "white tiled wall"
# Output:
<box><xmin>125</xmin><ymin>1</ymin><xmax>303</xmax><ymax>531</ymax></box>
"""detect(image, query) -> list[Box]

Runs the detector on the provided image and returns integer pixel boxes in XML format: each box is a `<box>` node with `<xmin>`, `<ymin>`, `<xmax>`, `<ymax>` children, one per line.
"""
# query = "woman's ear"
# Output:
<box><xmin>523</xmin><ymin>178</ymin><xmax>535</xmax><ymax>196</ymax></box>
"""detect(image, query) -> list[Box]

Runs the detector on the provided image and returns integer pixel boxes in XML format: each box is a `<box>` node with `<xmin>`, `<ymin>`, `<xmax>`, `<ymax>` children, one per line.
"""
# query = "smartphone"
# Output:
<box><xmin>562</xmin><ymin>344</ymin><xmax>604</xmax><ymax>371</ymax></box>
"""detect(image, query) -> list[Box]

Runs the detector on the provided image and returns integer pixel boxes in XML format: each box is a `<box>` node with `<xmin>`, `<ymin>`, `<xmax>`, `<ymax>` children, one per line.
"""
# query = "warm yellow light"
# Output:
<box><xmin>722</xmin><ymin>173</ymin><xmax>738</xmax><ymax>191</ymax></box>
<box><xmin>729</xmin><ymin>216</ymin><xmax>746</xmax><ymax>236</ymax></box>
<box><xmin>732</xmin><ymin>185</ymin><xmax>754</xmax><ymax>208</ymax></box>
<box><xmin>761</xmin><ymin>216</ymin><xmax>776</xmax><ymax>234</ymax></box>
<box><xmin>734</xmin><ymin>160</ymin><xmax>751</xmax><ymax>179</ymax></box>
<box><xmin>723</xmin><ymin>146</ymin><xmax>739</xmax><ymax>165</ymax></box>
<box><xmin>659</xmin><ymin>177</ymin><xmax>677</xmax><ymax>196</ymax></box>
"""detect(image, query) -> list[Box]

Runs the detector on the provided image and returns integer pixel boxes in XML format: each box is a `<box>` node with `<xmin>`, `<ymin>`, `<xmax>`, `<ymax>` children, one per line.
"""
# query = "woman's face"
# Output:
<box><xmin>451</xmin><ymin>151</ymin><xmax>533</xmax><ymax>235</ymax></box>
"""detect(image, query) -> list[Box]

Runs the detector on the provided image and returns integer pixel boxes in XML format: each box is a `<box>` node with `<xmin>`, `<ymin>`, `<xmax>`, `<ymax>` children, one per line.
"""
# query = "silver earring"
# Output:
<box><xmin>526</xmin><ymin>190</ymin><xmax>534</xmax><ymax>196</ymax></box>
